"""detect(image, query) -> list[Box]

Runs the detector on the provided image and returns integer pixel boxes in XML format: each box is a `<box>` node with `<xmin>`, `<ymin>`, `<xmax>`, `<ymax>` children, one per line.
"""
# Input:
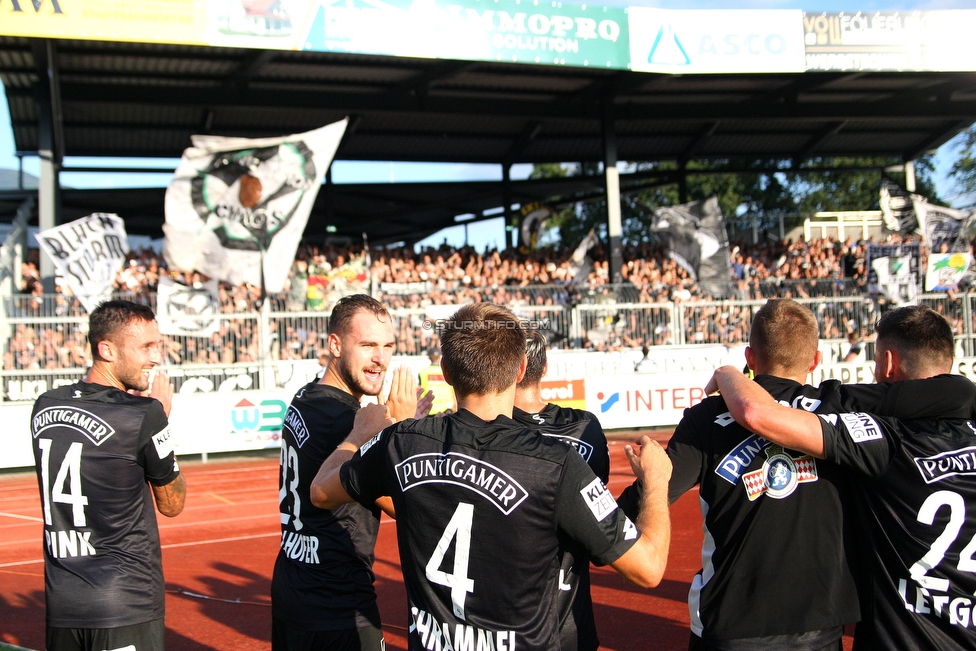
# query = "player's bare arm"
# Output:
<box><xmin>709</xmin><ymin>365</ymin><xmax>826</xmax><ymax>458</ymax></box>
<box><xmin>610</xmin><ymin>436</ymin><xmax>672</xmax><ymax>588</ymax></box>
<box><xmin>376</xmin><ymin>496</ymin><xmax>396</xmax><ymax>519</ymax></box>
<box><xmin>152</xmin><ymin>471</ymin><xmax>186</xmax><ymax>517</ymax></box>
<box><xmin>310</xmin><ymin>403</ymin><xmax>395</xmax><ymax>509</ymax></box>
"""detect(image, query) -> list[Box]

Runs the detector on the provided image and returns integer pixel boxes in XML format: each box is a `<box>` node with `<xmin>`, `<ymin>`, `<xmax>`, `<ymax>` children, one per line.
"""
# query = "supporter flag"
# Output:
<box><xmin>926</xmin><ymin>252</ymin><xmax>972</xmax><ymax>291</ymax></box>
<box><xmin>879</xmin><ymin>178</ymin><xmax>919</xmax><ymax>234</ymax></box>
<box><xmin>568</xmin><ymin>229</ymin><xmax>598</xmax><ymax>283</ymax></box>
<box><xmin>651</xmin><ymin>196</ymin><xmax>733</xmax><ymax>297</ymax></box>
<box><xmin>866</xmin><ymin>242</ymin><xmax>920</xmax><ymax>305</ymax></box>
<box><xmin>36</xmin><ymin>213</ymin><xmax>129</xmax><ymax>313</ymax></box>
<box><xmin>915</xmin><ymin>199</ymin><xmax>973</xmax><ymax>252</ymax></box>
<box><xmin>156</xmin><ymin>276</ymin><xmax>220</xmax><ymax>337</ymax></box>
<box><xmin>518</xmin><ymin>203</ymin><xmax>553</xmax><ymax>254</ymax></box>
<box><xmin>163</xmin><ymin>119</ymin><xmax>348</xmax><ymax>293</ymax></box>
<box><xmin>306</xmin><ymin>254</ymin><xmax>369</xmax><ymax>311</ymax></box>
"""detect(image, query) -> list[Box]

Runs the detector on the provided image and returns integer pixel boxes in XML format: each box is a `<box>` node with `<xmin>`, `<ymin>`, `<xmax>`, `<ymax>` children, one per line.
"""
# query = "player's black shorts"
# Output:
<box><xmin>47</xmin><ymin>618</ymin><xmax>165</xmax><ymax>651</ymax></box>
<box><xmin>271</xmin><ymin>619</ymin><xmax>385</xmax><ymax>651</ymax></box>
<box><xmin>689</xmin><ymin>627</ymin><xmax>842</xmax><ymax>651</ymax></box>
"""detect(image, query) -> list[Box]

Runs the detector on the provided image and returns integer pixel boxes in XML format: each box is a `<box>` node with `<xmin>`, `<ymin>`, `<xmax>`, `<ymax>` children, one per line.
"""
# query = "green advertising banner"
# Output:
<box><xmin>298</xmin><ymin>0</ymin><xmax>630</xmax><ymax>69</ymax></box>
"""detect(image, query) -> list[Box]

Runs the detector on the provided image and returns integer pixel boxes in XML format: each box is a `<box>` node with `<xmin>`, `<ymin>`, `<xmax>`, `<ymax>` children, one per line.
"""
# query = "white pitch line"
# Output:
<box><xmin>1</xmin><ymin>531</ymin><xmax>281</xmax><ymax>567</ymax></box>
<box><xmin>0</xmin><ymin>511</ymin><xmax>43</xmax><ymax>523</ymax></box>
<box><xmin>161</xmin><ymin>531</ymin><xmax>279</xmax><ymax>549</ymax></box>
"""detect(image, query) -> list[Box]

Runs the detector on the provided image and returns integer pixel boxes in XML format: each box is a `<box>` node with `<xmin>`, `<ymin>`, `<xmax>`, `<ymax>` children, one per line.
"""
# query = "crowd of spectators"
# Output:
<box><xmin>3</xmin><ymin>232</ymin><xmax>970</xmax><ymax>371</ymax></box>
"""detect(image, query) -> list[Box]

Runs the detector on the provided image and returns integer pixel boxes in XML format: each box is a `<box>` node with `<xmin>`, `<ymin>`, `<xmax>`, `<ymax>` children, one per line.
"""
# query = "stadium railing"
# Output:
<box><xmin>0</xmin><ymin>282</ymin><xmax>968</xmax><ymax>403</ymax></box>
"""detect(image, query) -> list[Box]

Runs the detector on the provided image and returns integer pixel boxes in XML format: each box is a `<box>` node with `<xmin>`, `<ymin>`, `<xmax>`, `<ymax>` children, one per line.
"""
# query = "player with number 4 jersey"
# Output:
<box><xmin>310</xmin><ymin>303</ymin><xmax>673</xmax><ymax>651</ymax></box>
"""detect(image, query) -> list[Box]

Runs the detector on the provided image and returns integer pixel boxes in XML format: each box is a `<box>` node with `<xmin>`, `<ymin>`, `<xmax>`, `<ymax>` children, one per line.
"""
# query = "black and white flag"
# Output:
<box><xmin>879</xmin><ymin>178</ymin><xmax>919</xmax><ymax>234</ymax></box>
<box><xmin>156</xmin><ymin>276</ymin><xmax>221</xmax><ymax>337</ymax></box>
<box><xmin>163</xmin><ymin>119</ymin><xmax>348</xmax><ymax>292</ymax></box>
<box><xmin>36</xmin><ymin>213</ymin><xmax>129</xmax><ymax>313</ymax></box>
<box><xmin>518</xmin><ymin>202</ymin><xmax>553</xmax><ymax>254</ymax></box>
<box><xmin>568</xmin><ymin>228</ymin><xmax>598</xmax><ymax>284</ymax></box>
<box><xmin>915</xmin><ymin>199</ymin><xmax>973</xmax><ymax>253</ymax></box>
<box><xmin>866</xmin><ymin>242</ymin><xmax>920</xmax><ymax>306</ymax></box>
<box><xmin>652</xmin><ymin>196</ymin><xmax>733</xmax><ymax>297</ymax></box>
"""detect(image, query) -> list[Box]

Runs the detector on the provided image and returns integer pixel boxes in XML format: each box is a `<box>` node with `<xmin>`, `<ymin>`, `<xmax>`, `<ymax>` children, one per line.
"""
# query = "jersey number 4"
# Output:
<box><xmin>910</xmin><ymin>490</ymin><xmax>976</xmax><ymax>592</ymax></box>
<box><xmin>426</xmin><ymin>502</ymin><xmax>475</xmax><ymax>621</ymax></box>
<box><xmin>37</xmin><ymin>439</ymin><xmax>89</xmax><ymax>527</ymax></box>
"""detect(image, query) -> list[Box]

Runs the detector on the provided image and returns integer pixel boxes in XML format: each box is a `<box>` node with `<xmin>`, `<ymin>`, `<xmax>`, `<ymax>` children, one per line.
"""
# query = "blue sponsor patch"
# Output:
<box><xmin>715</xmin><ymin>434</ymin><xmax>771</xmax><ymax>485</ymax></box>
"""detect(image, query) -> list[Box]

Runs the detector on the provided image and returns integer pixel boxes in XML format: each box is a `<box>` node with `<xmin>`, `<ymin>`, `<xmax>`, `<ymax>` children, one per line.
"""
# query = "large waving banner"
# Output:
<box><xmin>652</xmin><ymin>197</ymin><xmax>733</xmax><ymax>298</ymax></box>
<box><xmin>163</xmin><ymin>119</ymin><xmax>347</xmax><ymax>293</ymax></box>
<box><xmin>36</xmin><ymin>213</ymin><xmax>129</xmax><ymax>313</ymax></box>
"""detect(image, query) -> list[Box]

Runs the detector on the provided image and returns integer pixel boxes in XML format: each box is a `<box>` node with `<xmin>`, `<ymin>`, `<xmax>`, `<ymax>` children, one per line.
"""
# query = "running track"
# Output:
<box><xmin>0</xmin><ymin>441</ymin><xmax>852</xmax><ymax>650</ymax></box>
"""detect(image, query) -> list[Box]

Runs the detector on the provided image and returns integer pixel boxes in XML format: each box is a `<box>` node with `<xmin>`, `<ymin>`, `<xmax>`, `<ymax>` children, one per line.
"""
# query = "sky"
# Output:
<box><xmin>0</xmin><ymin>0</ymin><xmax>973</xmax><ymax>251</ymax></box>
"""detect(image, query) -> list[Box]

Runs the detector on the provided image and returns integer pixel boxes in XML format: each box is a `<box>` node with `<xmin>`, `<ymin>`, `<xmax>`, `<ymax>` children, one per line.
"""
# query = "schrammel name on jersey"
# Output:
<box><xmin>32</xmin><ymin>406</ymin><xmax>116</xmax><ymax>446</ymax></box>
<box><xmin>396</xmin><ymin>453</ymin><xmax>528</xmax><ymax>515</ymax></box>
<box><xmin>411</xmin><ymin>605</ymin><xmax>516</xmax><ymax>651</ymax></box>
<box><xmin>913</xmin><ymin>445</ymin><xmax>976</xmax><ymax>484</ymax></box>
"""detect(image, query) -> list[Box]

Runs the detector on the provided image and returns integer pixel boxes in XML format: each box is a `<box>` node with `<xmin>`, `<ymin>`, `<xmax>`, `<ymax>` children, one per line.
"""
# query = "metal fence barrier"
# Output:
<box><xmin>0</xmin><ymin>283</ymin><xmax>969</xmax><ymax>402</ymax></box>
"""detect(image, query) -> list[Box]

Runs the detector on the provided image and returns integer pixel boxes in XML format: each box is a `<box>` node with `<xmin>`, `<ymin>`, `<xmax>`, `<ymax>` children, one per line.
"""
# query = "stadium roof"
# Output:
<box><xmin>2</xmin><ymin>7</ymin><xmax>976</xmax><ymax>242</ymax></box>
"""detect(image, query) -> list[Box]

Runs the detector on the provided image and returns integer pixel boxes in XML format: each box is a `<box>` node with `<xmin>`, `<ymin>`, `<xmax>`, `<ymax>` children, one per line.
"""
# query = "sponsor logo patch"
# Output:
<box><xmin>839</xmin><ymin>412</ymin><xmax>884</xmax><ymax>443</ymax></box>
<box><xmin>395</xmin><ymin>453</ymin><xmax>528</xmax><ymax>514</ymax></box>
<box><xmin>716</xmin><ymin>434</ymin><xmax>770</xmax><ymax>484</ymax></box>
<box><xmin>359</xmin><ymin>431</ymin><xmax>384</xmax><ymax>455</ymax></box>
<box><xmin>913</xmin><ymin>445</ymin><xmax>976</xmax><ymax>484</ymax></box>
<box><xmin>283</xmin><ymin>406</ymin><xmax>310</xmax><ymax>447</ymax></box>
<box><xmin>580</xmin><ymin>477</ymin><xmax>617</xmax><ymax>522</ymax></box>
<box><xmin>152</xmin><ymin>427</ymin><xmax>175</xmax><ymax>459</ymax></box>
<box><xmin>742</xmin><ymin>446</ymin><xmax>818</xmax><ymax>501</ymax></box>
<box><xmin>32</xmin><ymin>406</ymin><xmax>116</xmax><ymax>446</ymax></box>
<box><xmin>542</xmin><ymin>433</ymin><xmax>595</xmax><ymax>462</ymax></box>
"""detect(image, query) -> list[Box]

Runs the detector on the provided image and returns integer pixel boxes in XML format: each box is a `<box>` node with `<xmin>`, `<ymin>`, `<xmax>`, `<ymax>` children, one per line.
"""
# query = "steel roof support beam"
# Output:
<box><xmin>793</xmin><ymin>120</ymin><xmax>848</xmax><ymax>162</ymax></box>
<box><xmin>603</xmin><ymin>100</ymin><xmax>622</xmax><ymax>284</ymax></box>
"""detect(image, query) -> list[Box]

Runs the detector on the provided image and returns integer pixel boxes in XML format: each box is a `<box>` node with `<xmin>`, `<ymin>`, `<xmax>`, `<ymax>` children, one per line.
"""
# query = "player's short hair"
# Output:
<box><xmin>441</xmin><ymin>303</ymin><xmax>526</xmax><ymax>398</ymax></box>
<box><xmin>88</xmin><ymin>300</ymin><xmax>156</xmax><ymax>359</ymax></box>
<box><xmin>749</xmin><ymin>299</ymin><xmax>819</xmax><ymax>374</ymax></box>
<box><xmin>875</xmin><ymin>305</ymin><xmax>954</xmax><ymax>376</ymax></box>
<box><xmin>328</xmin><ymin>294</ymin><xmax>390</xmax><ymax>337</ymax></box>
<box><xmin>517</xmin><ymin>330</ymin><xmax>548</xmax><ymax>389</ymax></box>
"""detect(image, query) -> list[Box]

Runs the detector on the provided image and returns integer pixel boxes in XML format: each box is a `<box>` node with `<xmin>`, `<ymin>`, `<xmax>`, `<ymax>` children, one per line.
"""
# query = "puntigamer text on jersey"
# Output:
<box><xmin>395</xmin><ymin>453</ymin><xmax>529</xmax><ymax>514</ymax></box>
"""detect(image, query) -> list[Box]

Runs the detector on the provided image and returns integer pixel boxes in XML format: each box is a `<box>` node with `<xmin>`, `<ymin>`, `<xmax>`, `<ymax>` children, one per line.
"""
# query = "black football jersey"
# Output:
<box><xmin>822</xmin><ymin>412</ymin><xmax>976</xmax><ymax>650</ymax></box>
<box><xmin>340</xmin><ymin>409</ymin><xmax>638</xmax><ymax>651</ymax></box>
<box><xmin>654</xmin><ymin>374</ymin><xmax>976</xmax><ymax>645</ymax></box>
<box><xmin>271</xmin><ymin>381</ymin><xmax>383</xmax><ymax>631</ymax></box>
<box><xmin>512</xmin><ymin>404</ymin><xmax>609</xmax><ymax>651</ymax></box>
<box><xmin>30</xmin><ymin>381</ymin><xmax>179</xmax><ymax>628</ymax></box>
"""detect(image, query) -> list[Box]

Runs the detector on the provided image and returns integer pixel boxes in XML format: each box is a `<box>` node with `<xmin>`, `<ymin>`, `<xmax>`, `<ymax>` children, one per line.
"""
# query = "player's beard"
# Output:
<box><xmin>335</xmin><ymin>355</ymin><xmax>385</xmax><ymax>397</ymax></box>
<box><xmin>115</xmin><ymin>348</ymin><xmax>151</xmax><ymax>392</ymax></box>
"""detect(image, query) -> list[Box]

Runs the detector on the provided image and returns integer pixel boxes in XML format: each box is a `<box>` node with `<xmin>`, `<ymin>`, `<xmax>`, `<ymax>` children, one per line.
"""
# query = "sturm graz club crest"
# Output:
<box><xmin>190</xmin><ymin>142</ymin><xmax>317</xmax><ymax>251</ymax></box>
<box><xmin>742</xmin><ymin>444</ymin><xmax>819</xmax><ymax>501</ymax></box>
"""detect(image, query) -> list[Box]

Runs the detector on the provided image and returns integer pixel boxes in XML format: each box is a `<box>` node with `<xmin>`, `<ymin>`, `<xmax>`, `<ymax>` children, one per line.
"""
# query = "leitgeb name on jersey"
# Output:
<box><xmin>396</xmin><ymin>453</ymin><xmax>528</xmax><ymax>515</ymax></box>
<box><xmin>899</xmin><ymin>578</ymin><xmax>976</xmax><ymax>630</ymax></box>
<box><xmin>913</xmin><ymin>444</ymin><xmax>976</xmax><ymax>484</ymax></box>
<box><xmin>411</xmin><ymin>605</ymin><xmax>516</xmax><ymax>651</ymax></box>
<box><xmin>32</xmin><ymin>406</ymin><xmax>116</xmax><ymax>446</ymax></box>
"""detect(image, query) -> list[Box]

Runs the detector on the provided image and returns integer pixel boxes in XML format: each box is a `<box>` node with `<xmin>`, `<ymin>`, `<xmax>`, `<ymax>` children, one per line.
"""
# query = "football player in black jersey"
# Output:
<box><xmin>712</xmin><ymin>305</ymin><xmax>976</xmax><ymax>651</ymax></box>
<box><xmin>616</xmin><ymin>299</ymin><xmax>975</xmax><ymax>651</ymax></box>
<box><xmin>272</xmin><ymin>294</ymin><xmax>432</xmax><ymax>651</ymax></box>
<box><xmin>309</xmin><ymin>302</ymin><xmax>673</xmax><ymax>651</ymax></box>
<box><xmin>513</xmin><ymin>330</ymin><xmax>609</xmax><ymax>651</ymax></box>
<box><xmin>32</xmin><ymin>300</ymin><xmax>186</xmax><ymax>651</ymax></box>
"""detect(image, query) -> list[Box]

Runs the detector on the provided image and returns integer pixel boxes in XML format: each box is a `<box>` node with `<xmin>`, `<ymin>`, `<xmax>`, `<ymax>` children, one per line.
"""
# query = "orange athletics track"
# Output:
<box><xmin>0</xmin><ymin>441</ymin><xmax>852</xmax><ymax>651</ymax></box>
